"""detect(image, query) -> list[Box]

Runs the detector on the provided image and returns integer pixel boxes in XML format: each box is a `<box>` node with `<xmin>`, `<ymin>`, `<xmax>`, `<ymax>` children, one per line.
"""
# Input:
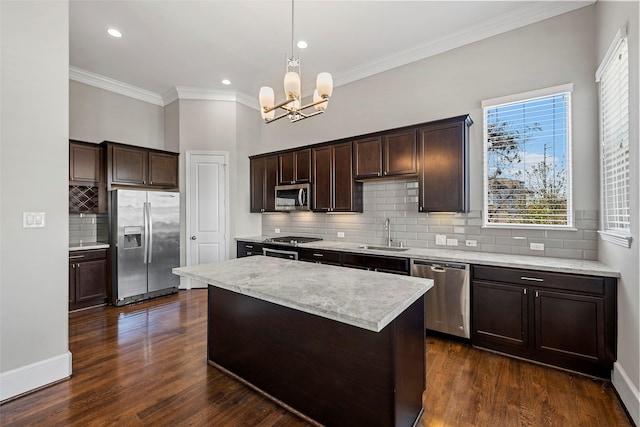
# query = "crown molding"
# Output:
<box><xmin>163</xmin><ymin>86</ymin><xmax>259</xmax><ymax>110</ymax></box>
<box><xmin>333</xmin><ymin>1</ymin><xmax>595</xmax><ymax>87</ymax></box>
<box><xmin>69</xmin><ymin>66</ymin><xmax>165</xmax><ymax>106</ymax></box>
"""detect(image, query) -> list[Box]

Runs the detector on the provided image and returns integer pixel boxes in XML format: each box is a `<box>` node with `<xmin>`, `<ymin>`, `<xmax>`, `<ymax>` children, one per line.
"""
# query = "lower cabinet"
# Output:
<box><xmin>69</xmin><ymin>249</ymin><xmax>109</xmax><ymax>311</ymax></box>
<box><xmin>237</xmin><ymin>241</ymin><xmax>264</xmax><ymax>257</ymax></box>
<box><xmin>472</xmin><ymin>265</ymin><xmax>616</xmax><ymax>378</ymax></box>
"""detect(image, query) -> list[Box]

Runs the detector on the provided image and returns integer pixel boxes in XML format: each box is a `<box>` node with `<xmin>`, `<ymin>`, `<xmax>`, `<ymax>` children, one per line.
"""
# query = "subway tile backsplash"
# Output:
<box><xmin>69</xmin><ymin>213</ymin><xmax>109</xmax><ymax>245</ymax></box>
<box><xmin>262</xmin><ymin>179</ymin><xmax>599</xmax><ymax>261</ymax></box>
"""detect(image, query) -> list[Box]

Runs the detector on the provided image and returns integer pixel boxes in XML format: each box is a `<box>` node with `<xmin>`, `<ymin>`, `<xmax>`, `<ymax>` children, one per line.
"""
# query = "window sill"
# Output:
<box><xmin>598</xmin><ymin>230</ymin><xmax>632</xmax><ymax>248</ymax></box>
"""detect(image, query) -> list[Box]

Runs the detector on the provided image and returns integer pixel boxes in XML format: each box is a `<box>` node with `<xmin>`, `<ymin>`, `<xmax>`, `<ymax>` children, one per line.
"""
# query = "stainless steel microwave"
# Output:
<box><xmin>275</xmin><ymin>183</ymin><xmax>311</xmax><ymax>211</ymax></box>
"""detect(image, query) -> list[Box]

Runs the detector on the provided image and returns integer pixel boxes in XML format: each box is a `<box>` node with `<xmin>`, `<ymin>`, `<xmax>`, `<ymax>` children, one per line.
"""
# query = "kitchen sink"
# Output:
<box><xmin>358</xmin><ymin>245</ymin><xmax>410</xmax><ymax>252</ymax></box>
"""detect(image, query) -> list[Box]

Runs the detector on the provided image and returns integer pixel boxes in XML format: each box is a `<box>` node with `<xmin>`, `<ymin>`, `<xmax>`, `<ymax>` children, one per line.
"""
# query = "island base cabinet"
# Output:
<box><xmin>207</xmin><ymin>286</ymin><xmax>425</xmax><ymax>427</ymax></box>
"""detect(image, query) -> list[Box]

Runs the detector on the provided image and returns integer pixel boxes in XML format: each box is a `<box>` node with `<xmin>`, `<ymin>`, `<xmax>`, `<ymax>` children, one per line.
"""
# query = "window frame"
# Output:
<box><xmin>596</xmin><ymin>27</ymin><xmax>632</xmax><ymax>248</ymax></box>
<box><xmin>481</xmin><ymin>83</ymin><xmax>574</xmax><ymax>229</ymax></box>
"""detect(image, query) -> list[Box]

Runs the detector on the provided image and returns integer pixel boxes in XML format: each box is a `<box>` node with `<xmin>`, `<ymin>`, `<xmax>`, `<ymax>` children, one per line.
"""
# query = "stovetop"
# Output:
<box><xmin>263</xmin><ymin>236</ymin><xmax>323</xmax><ymax>246</ymax></box>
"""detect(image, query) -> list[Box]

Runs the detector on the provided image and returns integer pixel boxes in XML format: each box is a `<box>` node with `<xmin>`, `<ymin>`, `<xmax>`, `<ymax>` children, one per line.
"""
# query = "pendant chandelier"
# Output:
<box><xmin>258</xmin><ymin>0</ymin><xmax>333</xmax><ymax>124</ymax></box>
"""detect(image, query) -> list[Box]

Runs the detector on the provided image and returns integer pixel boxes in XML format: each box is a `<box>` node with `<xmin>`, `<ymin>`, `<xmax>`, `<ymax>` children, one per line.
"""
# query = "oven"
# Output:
<box><xmin>263</xmin><ymin>247</ymin><xmax>299</xmax><ymax>260</ymax></box>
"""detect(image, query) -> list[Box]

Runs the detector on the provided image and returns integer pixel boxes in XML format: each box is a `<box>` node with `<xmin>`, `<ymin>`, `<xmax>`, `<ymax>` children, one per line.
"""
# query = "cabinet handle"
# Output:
<box><xmin>312</xmin><ymin>253</ymin><xmax>324</xmax><ymax>257</ymax></box>
<box><xmin>150</xmin><ymin>181</ymin><xmax>153</xmax><ymax>185</ymax></box>
<box><xmin>523</xmin><ymin>289</ymin><xmax>527</xmax><ymax>295</ymax></box>
<box><xmin>377</xmin><ymin>172</ymin><xmax>381</xmax><ymax>177</ymax></box>
<box><xmin>246</xmin><ymin>245</ymin><xmax>253</xmax><ymax>249</ymax></box>
<box><xmin>246</xmin><ymin>251</ymin><xmax>252</xmax><ymax>255</ymax></box>
<box><xmin>143</xmin><ymin>180</ymin><xmax>146</xmax><ymax>184</ymax></box>
<box><xmin>69</xmin><ymin>255</ymin><xmax>84</xmax><ymax>259</ymax></box>
<box><xmin>535</xmin><ymin>291</ymin><xmax>539</xmax><ymax>298</ymax></box>
<box><xmin>520</xmin><ymin>276</ymin><xmax>543</xmax><ymax>282</ymax></box>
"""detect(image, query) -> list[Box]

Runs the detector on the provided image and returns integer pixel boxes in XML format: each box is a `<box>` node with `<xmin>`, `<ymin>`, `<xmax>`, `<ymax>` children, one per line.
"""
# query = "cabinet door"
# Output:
<box><xmin>76</xmin><ymin>259</ymin><xmax>108</xmax><ymax>302</ymax></box>
<box><xmin>472</xmin><ymin>281</ymin><xmax>528</xmax><ymax>348</ymax></box>
<box><xmin>69</xmin><ymin>263</ymin><xmax>77</xmax><ymax>305</ymax></box>
<box><xmin>418</xmin><ymin>116</ymin><xmax>470</xmax><ymax>212</ymax></box>
<box><xmin>383</xmin><ymin>130</ymin><xmax>417</xmax><ymax>177</ymax></box>
<box><xmin>264</xmin><ymin>155</ymin><xmax>278</xmax><ymax>211</ymax></box>
<box><xmin>333</xmin><ymin>142</ymin><xmax>359</xmax><ymax>212</ymax></box>
<box><xmin>312</xmin><ymin>146</ymin><xmax>332</xmax><ymax>211</ymax></box>
<box><xmin>279</xmin><ymin>152</ymin><xmax>295</xmax><ymax>185</ymax></box>
<box><xmin>148</xmin><ymin>152</ymin><xmax>178</xmax><ymax>187</ymax></box>
<box><xmin>237</xmin><ymin>241</ymin><xmax>264</xmax><ymax>257</ymax></box>
<box><xmin>354</xmin><ymin>137</ymin><xmax>382</xmax><ymax>179</ymax></box>
<box><xmin>299</xmin><ymin>248</ymin><xmax>342</xmax><ymax>266</ymax></box>
<box><xmin>111</xmin><ymin>145</ymin><xmax>148</xmax><ymax>185</ymax></box>
<box><xmin>70</xmin><ymin>142</ymin><xmax>102</xmax><ymax>184</ymax></box>
<box><xmin>250</xmin><ymin>158</ymin><xmax>266</xmax><ymax>212</ymax></box>
<box><xmin>294</xmin><ymin>149</ymin><xmax>311</xmax><ymax>183</ymax></box>
<box><xmin>534</xmin><ymin>289</ymin><xmax>605</xmax><ymax>362</ymax></box>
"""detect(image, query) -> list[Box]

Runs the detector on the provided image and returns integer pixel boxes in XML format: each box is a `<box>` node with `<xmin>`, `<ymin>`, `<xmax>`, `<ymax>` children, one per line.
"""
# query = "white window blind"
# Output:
<box><xmin>597</xmin><ymin>29</ymin><xmax>630</xmax><ymax>245</ymax></box>
<box><xmin>482</xmin><ymin>85</ymin><xmax>573</xmax><ymax>228</ymax></box>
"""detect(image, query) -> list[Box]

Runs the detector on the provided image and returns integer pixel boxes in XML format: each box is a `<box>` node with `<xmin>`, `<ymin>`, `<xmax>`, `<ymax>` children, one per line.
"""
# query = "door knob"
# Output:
<box><xmin>191</xmin><ymin>236</ymin><xmax>197</xmax><ymax>240</ymax></box>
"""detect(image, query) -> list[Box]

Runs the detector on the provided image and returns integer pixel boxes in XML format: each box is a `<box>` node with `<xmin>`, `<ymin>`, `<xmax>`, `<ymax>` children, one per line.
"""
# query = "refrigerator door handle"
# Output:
<box><xmin>143</xmin><ymin>201</ymin><xmax>149</xmax><ymax>264</ymax></box>
<box><xmin>148</xmin><ymin>202</ymin><xmax>153</xmax><ymax>264</ymax></box>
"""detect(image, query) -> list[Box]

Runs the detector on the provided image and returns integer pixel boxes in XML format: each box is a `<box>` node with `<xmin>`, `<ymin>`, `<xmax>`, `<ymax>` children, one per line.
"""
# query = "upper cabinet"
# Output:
<box><xmin>313</xmin><ymin>142</ymin><xmax>362</xmax><ymax>213</ymax></box>
<box><xmin>279</xmin><ymin>148</ymin><xmax>311</xmax><ymax>184</ymax></box>
<box><xmin>104</xmin><ymin>142</ymin><xmax>179</xmax><ymax>190</ymax></box>
<box><xmin>417</xmin><ymin>115</ymin><xmax>472</xmax><ymax>213</ymax></box>
<box><xmin>354</xmin><ymin>130</ymin><xmax>417</xmax><ymax>180</ymax></box>
<box><xmin>69</xmin><ymin>141</ymin><xmax>104</xmax><ymax>185</ymax></box>
<box><xmin>250</xmin><ymin>155</ymin><xmax>278</xmax><ymax>213</ymax></box>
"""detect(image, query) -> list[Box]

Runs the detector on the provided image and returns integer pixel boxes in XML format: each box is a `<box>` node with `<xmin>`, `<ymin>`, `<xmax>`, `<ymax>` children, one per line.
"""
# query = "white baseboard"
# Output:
<box><xmin>0</xmin><ymin>351</ymin><xmax>72</xmax><ymax>402</ymax></box>
<box><xmin>612</xmin><ymin>362</ymin><xmax>640</xmax><ymax>426</ymax></box>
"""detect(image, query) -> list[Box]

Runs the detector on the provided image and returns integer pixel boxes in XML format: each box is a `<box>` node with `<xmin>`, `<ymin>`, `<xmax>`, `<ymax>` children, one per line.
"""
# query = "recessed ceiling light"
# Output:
<box><xmin>221</xmin><ymin>79</ymin><xmax>231</xmax><ymax>85</ymax></box>
<box><xmin>107</xmin><ymin>28</ymin><xmax>122</xmax><ymax>38</ymax></box>
<box><xmin>297</xmin><ymin>41</ymin><xmax>308</xmax><ymax>49</ymax></box>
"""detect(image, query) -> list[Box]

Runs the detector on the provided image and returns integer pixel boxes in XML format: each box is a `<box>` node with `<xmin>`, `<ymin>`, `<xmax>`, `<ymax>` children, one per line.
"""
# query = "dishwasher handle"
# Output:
<box><xmin>411</xmin><ymin>259</ymin><xmax>469</xmax><ymax>271</ymax></box>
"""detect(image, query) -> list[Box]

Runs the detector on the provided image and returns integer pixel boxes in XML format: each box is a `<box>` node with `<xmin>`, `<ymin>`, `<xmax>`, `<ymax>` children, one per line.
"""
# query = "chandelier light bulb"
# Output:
<box><xmin>284</xmin><ymin>71</ymin><xmax>301</xmax><ymax>100</ymax></box>
<box><xmin>316</xmin><ymin>72</ymin><xmax>333</xmax><ymax>98</ymax></box>
<box><xmin>313</xmin><ymin>89</ymin><xmax>328</xmax><ymax>111</ymax></box>
<box><xmin>259</xmin><ymin>87</ymin><xmax>275</xmax><ymax>120</ymax></box>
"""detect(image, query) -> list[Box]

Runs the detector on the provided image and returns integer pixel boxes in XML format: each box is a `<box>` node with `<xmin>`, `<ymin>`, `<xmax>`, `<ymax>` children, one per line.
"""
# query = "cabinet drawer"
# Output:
<box><xmin>69</xmin><ymin>249</ymin><xmax>108</xmax><ymax>262</ymax></box>
<box><xmin>343</xmin><ymin>253</ymin><xmax>409</xmax><ymax>275</ymax></box>
<box><xmin>299</xmin><ymin>248</ymin><xmax>342</xmax><ymax>265</ymax></box>
<box><xmin>237</xmin><ymin>241</ymin><xmax>264</xmax><ymax>257</ymax></box>
<box><xmin>472</xmin><ymin>265</ymin><xmax>605</xmax><ymax>295</ymax></box>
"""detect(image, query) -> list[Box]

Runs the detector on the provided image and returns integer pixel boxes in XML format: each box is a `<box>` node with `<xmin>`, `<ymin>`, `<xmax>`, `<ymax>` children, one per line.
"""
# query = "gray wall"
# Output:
<box><xmin>595</xmin><ymin>1</ymin><xmax>640</xmax><ymax>424</ymax></box>
<box><xmin>0</xmin><ymin>0</ymin><xmax>70</xmax><ymax>396</ymax></box>
<box><xmin>70</xmin><ymin>80</ymin><xmax>165</xmax><ymax>149</ymax></box>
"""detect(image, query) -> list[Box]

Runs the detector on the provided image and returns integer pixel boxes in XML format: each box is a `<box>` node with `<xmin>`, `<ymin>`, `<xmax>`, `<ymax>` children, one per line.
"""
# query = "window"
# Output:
<box><xmin>597</xmin><ymin>28</ymin><xmax>631</xmax><ymax>247</ymax></box>
<box><xmin>482</xmin><ymin>84</ymin><xmax>573</xmax><ymax>228</ymax></box>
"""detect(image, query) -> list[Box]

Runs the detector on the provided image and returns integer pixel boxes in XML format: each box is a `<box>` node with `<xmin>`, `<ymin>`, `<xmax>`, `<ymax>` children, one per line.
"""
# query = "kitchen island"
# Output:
<box><xmin>173</xmin><ymin>256</ymin><xmax>433</xmax><ymax>427</ymax></box>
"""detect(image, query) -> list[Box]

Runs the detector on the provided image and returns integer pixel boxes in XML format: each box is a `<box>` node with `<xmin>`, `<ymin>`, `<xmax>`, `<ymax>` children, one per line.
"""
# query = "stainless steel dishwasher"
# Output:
<box><xmin>410</xmin><ymin>260</ymin><xmax>470</xmax><ymax>339</ymax></box>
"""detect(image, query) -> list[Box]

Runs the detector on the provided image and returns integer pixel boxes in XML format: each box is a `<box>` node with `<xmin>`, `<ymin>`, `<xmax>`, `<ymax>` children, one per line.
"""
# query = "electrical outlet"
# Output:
<box><xmin>274</xmin><ymin>228</ymin><xmax>280</xmax><ymax>234</ymax></box>
<box><xmin>530</xmin><ymin>242</ymin><xmax>545</xmax><ymax>251</ymax></box>
<box><xmin>446</xmin><ymin>238</ymin><xmax>458</xmax><ymax>247</ymax></box>
<box><xmin>337</xmin><ymin>232</ymin><xmax>345</xmax><ymax>238</ymax></box>
<box><xmin>466</xmin><ymin>240</ymin><xmax>477</xmax><ymax>247</ymax></box>
<box><xmin>435</xmin><ymin>235</ymin><xmax>447</xmax><ymax>246</ymax></box>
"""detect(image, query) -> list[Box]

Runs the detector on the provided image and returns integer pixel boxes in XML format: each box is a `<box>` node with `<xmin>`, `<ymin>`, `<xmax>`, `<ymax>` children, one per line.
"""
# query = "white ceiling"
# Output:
<box><xmin>69</xmin><ymin>0</ymin><xmax>593</xmax><ymax>106</ymax></box>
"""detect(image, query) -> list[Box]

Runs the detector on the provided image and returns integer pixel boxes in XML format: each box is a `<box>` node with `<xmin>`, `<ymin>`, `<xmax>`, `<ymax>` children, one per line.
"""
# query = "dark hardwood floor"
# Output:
<box><xmin>0</xmin><ymin>290</ymin><xmax>631</xmax><ymax>426</ymax></box>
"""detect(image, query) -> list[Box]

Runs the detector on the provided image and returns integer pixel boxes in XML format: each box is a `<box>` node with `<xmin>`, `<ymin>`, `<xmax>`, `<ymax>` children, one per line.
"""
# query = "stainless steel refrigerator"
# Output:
<box><xmin>111</xmin><ymin>189</ymin><xmax>180</xmax><ymax>306</ymax></box>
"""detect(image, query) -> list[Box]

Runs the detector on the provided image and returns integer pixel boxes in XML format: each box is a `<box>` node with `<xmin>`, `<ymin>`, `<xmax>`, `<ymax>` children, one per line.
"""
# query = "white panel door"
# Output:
<box><xmin>187</xmin><ymin>152</ymin><xmax>228</xmax><ymax>288</ymax></box>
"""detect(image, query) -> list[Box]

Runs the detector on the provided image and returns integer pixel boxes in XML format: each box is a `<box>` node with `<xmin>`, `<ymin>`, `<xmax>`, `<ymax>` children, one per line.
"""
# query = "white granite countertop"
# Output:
<box><xmin>237</xmin><ymin>236</ymin><xmax>620</xmax><ymax>278</ymax></box>
<box><xmin>69</xmin><ymin>242</ymin><xmax>110</xmax><ymax>251</ymax></box>
<box><xmin>173</xmin><ymin>256</ymin><xmax>433</xmax><ymax>333</ymax></box>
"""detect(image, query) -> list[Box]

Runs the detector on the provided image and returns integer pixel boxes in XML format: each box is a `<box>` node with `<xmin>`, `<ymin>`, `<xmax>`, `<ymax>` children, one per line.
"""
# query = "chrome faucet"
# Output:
<box><xmin>384</xmin><ymin>217</ymin><xmax>391</xmax><ymax>247</ymax></box>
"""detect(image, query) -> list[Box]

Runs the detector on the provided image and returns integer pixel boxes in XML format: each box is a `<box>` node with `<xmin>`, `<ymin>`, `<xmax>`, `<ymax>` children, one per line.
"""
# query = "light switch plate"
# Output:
<box><xmin>23</xmin><ymin>212</ymin><xmax>46</xmax><ymax>228</ymax></box>
<box><xmin>337</xmin><ymin>232</ymin><xmax>345</xmax><ymax>238</ymax></box>
<box><xmin>530</xmin><ymin>242</ymin><xmax>545</xmax><ymax>251</ymax></box>
<box><xmin>446</xmin><ymin>238</ymin><xmax>458</xmax><ymax>247</ymax></box>
<box><xmin>435</xmin><ymin>235</ymin><xmax>447</xmax><ymax>246</ymax></box>
<box><xmin>274</xmin><ymin>228</ymin><xmax>280</xmax><ymax>234</ymax></box>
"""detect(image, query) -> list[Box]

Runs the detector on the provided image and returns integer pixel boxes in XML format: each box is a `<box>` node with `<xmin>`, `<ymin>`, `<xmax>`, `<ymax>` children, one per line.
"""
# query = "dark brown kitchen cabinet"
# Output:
<box><xmin>279</xmin><ymin>148</ymin><xmax>311</xmax><ymax>184</ymax></box>
<box><xmin>250</xmin><ymin>155</ymin><xmax>278</xmax><ymax>213</ymax></box>
<box><xmin>237</xmin><ymin>241</ymin><xmax>264</xmax><ymax>257</ymax></box>
<box><xmin>342</xmin><ymin>253</ymin><xmax>409</xmax><ymax>275</ymax></box>
<box><xmin>312</xmin><ymin>142</ymin><xmax>362</xmax><ymax>212</ymax></box>
<box><xmin>69</xmin><ymin>249</ymin><xmax>109</xmax><ymax>311</ymax></box>
<box><xmin>69</xmin><ymin>140</ymin><xmax>107</xmax><ymax>213</ymax></box>
<box><xmin>104</xmin><ymin>142</ymin><xmax>179</xmax><ymax>190</ymax></box>
<box><xmin>353</xmin><ymin>130</ymin><xmax>417</xmax><ymax>180</ymax></box>
<box><xmin>472</xmin><ymin>265</ymin><xmax>616</xmax><ymax>378</ymax></box>
<box><xmin>69</xmin><ymin>141</ymin><xmax>103</xmax><ymax>185</ymax></box>
<box><xmin>418</xmin><ymin>115</ymin><xmax>472</xmax><ymax>212</ymax></box>
<box><xmin>299</xmin><ymin>248</ymin><xmax>342</xmax><ymax>266</ymax></box>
